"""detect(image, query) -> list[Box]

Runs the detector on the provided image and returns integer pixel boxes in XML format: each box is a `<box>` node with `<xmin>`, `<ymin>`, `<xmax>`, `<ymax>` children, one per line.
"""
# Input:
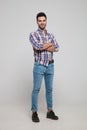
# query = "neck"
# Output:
<box><xmin>38</xmin><ymin>28</ymin><xmax>47</xmax><ymax>35</ymax></box>
<box><xmin>42</xmin><ymin>29</ymin><xmax>46</xmax><ymax>35</ymax></box>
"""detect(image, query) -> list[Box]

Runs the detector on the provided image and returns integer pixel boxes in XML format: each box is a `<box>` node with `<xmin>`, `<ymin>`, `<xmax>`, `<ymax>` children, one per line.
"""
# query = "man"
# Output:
<box><xmin>29</xmin><ymin>12</ymin><xmax>59</xmax><ymax>122</ymax></box>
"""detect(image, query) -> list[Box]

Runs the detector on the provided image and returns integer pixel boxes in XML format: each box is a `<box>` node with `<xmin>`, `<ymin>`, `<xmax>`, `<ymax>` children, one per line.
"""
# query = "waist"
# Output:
<box><xmin>35</xmin><ymin>59</ymin><xmax>54</xmax><ymax>64</ymax></box>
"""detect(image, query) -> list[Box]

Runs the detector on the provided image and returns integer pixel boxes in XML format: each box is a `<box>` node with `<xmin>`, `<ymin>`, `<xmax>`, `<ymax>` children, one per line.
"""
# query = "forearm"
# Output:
<box><xmin>33</xmin><ymin>43</ymin><xmax>53</xmax><ymax>53</ymax></box>
<box><xmin>35</xmin><ymin>43</ymin><xmax>53</xmax><ymax>51</ymax></box>
<box><xmin>46</xmin><ymin>45</ymin><xmax>55</xmax><ymax>52</ymax></box>
<box><xmin>33</xmin><ymin>42</ymin><xmax>55</xmax><ymax>52</ymax></box>
<box><xmin>40</xmin><ymin>43</ymin><xmax>56</xmax><ymax>52</ymax></box>
<box><xmin>43</xmin><ymin>43</ymin><xmax>53</xmax><ymax>50</ymax></box>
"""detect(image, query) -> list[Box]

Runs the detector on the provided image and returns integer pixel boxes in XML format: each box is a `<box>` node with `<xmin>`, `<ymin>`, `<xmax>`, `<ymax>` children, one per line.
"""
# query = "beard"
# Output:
<box><xmin>38</xmin><ymin>24</ymin><xmax>46</xmax><ymax>30</ymax></box>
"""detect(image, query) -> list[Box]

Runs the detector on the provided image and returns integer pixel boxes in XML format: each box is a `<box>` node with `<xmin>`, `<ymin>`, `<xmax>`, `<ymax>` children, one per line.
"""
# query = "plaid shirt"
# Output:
<box><xmin>29</xmin><ymin>28</ymin><xmax>59</xmax><ymax>66</ymax></box>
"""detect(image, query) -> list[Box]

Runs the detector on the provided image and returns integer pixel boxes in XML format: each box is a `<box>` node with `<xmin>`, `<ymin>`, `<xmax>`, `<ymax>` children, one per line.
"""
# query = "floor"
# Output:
<box><xmin>0</xmin><ymin>104</ymin><xmax>87</xmax><ymax>130</ymax></box>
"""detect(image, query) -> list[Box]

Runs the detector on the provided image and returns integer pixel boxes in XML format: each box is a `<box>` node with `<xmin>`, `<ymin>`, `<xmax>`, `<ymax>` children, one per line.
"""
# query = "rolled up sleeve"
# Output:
<box><xmin>29</xmin><ymin>32</ymin><xmax>43</xmax><ymax>50</ymax></box>
<box><xmin>51</xmin><ymin>34</ymin><xmax>59</xmax><ymax>52</ymax></box>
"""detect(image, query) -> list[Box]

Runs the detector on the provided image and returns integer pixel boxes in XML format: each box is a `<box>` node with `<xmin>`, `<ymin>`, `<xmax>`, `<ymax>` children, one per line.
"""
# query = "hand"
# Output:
<box><xmin>47</xmin><ymin>45</ymin><xmax>55</xmax><ymax>52</ymax></box>
<box><xmin>43</xmin><ymin>43</ymin><xmax>53</xmax><ymax>49</ymax></box>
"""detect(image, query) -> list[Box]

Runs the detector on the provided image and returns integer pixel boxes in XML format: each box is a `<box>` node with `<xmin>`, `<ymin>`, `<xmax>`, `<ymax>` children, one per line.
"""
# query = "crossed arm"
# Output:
<box><xmin>30</xmin><ymin>33</ymin><xmax>59</xmax><ymax>52</ymax></box>
<box><xmin>41</xmin><ymin>43</ymin><xmax>55</xmax><ymax>52</ymax></box>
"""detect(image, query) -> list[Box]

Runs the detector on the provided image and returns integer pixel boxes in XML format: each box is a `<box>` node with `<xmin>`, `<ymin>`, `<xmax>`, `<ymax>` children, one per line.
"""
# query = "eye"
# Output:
<box><xmin>43</xmin><ymin>20</ymin><xmax>46</xmax><ymax>22</ymax></box>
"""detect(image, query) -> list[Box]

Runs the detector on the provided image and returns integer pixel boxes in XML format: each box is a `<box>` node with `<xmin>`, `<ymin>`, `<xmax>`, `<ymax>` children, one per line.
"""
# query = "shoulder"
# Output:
<box><xmin>30</xmin><ymin>32</ymin><xmax>36</xmax><ymax>37</ymax></box>
<box><xmin>30</xmin><ymin>30</ymin><xmax>38</xmax><ymax>37</ymax></box>
<box><xmin>46</xmin><ymin>29</ymin><xmax>54</xmax><ymax>35</ymax></box>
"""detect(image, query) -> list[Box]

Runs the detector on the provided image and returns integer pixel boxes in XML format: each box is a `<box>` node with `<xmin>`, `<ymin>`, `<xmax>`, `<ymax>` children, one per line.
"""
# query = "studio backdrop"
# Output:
<box><xmin>0</xmin><ymin>0</ymin><xmax>87</xmax><ymax>107</ymax></box>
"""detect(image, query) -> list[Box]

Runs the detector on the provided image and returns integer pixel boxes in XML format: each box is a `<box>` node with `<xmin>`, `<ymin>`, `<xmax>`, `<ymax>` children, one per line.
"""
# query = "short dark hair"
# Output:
<box><xmin>36</xmin><ymin>12</ymin><xmax>47</xmax><ymax>20</ymax></box>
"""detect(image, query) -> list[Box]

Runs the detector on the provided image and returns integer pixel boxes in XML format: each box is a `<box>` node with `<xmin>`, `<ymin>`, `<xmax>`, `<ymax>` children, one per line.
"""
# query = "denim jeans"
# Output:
<box><xmin>31</xmin><ymin>62</ymin><xmax>54</xmax><ymax>112</ymax></box>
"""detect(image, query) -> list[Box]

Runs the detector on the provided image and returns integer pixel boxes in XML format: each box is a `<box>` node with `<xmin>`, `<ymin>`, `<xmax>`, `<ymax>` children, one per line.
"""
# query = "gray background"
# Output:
<box><xmin>0</xmin><ymin>0</ymin><xmax>87</xmax><ymax>108</ymax></box>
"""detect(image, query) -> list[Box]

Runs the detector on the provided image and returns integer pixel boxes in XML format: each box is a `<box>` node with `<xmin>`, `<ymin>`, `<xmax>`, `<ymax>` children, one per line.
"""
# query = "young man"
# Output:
<box><xmin>29</xmin><ymin>12</ymin><xmax>59</xmax><ymax>122</ymax></box>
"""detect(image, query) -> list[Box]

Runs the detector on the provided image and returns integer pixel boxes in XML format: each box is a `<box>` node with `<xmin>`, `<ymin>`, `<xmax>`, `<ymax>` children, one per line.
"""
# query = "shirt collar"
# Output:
<box><xmin>37</xmin><ymin>28</ymin><xmax>47</xmax><ymax>35</ymax></box>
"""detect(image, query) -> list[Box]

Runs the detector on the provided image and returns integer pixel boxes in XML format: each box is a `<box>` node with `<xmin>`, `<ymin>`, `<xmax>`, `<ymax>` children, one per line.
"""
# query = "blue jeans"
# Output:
<box><xmin>31</xmin><ymin>62</ymin><xmax>54</xmax><ymax>112</ymax></box>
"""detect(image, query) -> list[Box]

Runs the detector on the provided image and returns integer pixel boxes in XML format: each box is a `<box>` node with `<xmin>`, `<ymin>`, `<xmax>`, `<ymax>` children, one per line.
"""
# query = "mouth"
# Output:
<box><xmin>39</xmin><ymin>24</ymin><xmax>46</xmax><ymax>30</ymax></box>
<box><xmin>41</xmin><ymin>24</ymin><xmax>45</xmax><ymax>26</ymax></box>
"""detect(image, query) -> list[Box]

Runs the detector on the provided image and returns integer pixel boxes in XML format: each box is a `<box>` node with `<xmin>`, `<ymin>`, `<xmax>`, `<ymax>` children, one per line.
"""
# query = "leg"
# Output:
<box><xmin>44</xmin><ymin>63</ymin><xmax>54</xmax><ymax>110</ymax></box>
<box><xmin>31</xmin><ymin>62</ymin><xmax>45</xmax><ymax>112</ymax></box>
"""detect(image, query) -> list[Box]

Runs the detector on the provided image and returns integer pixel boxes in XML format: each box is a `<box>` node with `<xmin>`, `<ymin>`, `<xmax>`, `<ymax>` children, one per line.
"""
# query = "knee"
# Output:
<box><xmin>46</xmin><ymin>88</ymin><xmax>52</xmax><ymax>93</ymax></box>
<box><xmin>33</xmin><ymin>88</ymin><xmax>40</xmax><ymax>93</ymax></box>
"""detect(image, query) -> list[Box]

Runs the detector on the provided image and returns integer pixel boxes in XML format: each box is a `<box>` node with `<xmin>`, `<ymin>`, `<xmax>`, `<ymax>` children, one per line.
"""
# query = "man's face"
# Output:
<box><xmin>37</xmin><ymin>16</ymin><xmax>47</xmax><ymax>30</ymax></box>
